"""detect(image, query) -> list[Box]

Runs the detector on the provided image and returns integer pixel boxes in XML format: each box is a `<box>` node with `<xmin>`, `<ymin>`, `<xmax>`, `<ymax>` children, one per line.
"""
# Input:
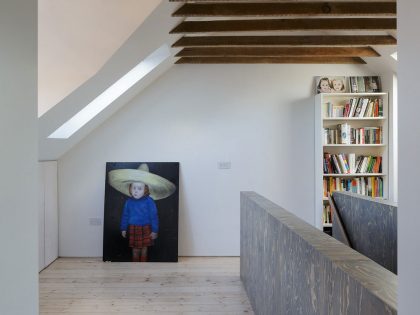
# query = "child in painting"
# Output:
<box><xmin>120</xmin><ymin>182</ymin><xmax>158</xmax><ymax>262</ymax></box>
<box><xmin>108</xmin><ymin>163</ymin><xmax>176</xmax><ymax>262</ymax></box>
<box><xmin>317</xmin><ymin>77</ymin><xmax>332</xmax><ymax>93</ymax></box>
<box><xmin>331</xmin><ymin>78</ymin><xmax>346</xmax><ymax>92</ymax></box>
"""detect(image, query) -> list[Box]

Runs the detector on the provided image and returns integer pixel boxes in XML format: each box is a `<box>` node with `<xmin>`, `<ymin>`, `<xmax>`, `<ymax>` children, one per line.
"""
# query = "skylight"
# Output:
<box><xmin>48</xmin><ymin>44</ymin><xmax>171</xmax><ymax>139</ymax></box>
<box><xmin>391</xmin><ymin>52</ymin><xmax>398</xmax><ymax>61</ymax></box>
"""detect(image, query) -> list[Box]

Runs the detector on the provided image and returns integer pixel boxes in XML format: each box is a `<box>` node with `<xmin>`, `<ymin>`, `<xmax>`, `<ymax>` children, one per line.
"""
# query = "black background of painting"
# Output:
<box><xmin>103</xmin><ymin>162</ymin><xmax>179</xmax><ymax>262</ymax></box>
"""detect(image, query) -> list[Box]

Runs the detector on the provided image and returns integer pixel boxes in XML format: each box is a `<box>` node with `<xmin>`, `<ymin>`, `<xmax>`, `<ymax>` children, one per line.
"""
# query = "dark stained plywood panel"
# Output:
<box><xmin>332</xmin><ymin>192</ymin><xmax>397</xmax><ymax>274</ymax></box>
<box><xmin>241</xmin><ymin>192</ymin><xmax>397</xmax><ymax>315</ymax></box>
<box><xmin>329</xmin><ymin>194</ymin><xmax>352</xmax><ymax>247</ymax></box>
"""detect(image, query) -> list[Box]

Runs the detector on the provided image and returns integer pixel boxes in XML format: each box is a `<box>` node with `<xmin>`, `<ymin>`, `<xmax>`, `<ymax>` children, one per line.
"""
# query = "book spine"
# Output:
<box><xmin>323</xmin><ymin>128</ymin><xmax>328</xmax><ymax>145</ymax></box>
<box><xmin>337</xmin><ymin>154</ymin><xmax>348</xmax><ymax>174</ymax></box>
<box><xmin>354</xmin><ymin>98</ymin><xmax>363</xmax><ymax>117</ymax></box>
<box><xmin>360</xmin><ymin>128</ymin><xmax>365</xmax><ymax>144</ymax></box>
<box><xmin>361</xmin><ymin>157</ymin><xmax>368</xmax><ymax>173</ymax></box>
<box><xmin>359</xmin><ymin>98</ymin><xmax>369</xmax><ymax>117</ymax></box>
<box><xmin>368</xmin><ymin>157</ymin><xmax>375</xmax><ymax>173</ymax></box>
<box><xmin>351</xmin><ymin>77</ymin><xmax>358</xmax><ymax>93</ymax></box>
<box><xmin>379</xmin><ymin>99</ymin><xmax>383</xmax><ymax>116</ymax></box>
<box><xmin>340</xmin><ymin>123</ymin><xmax>348</xmax><ymax>144</ymax></box>
<box><xmin>332</xmin><ymin>155</ymin><xmax>342</xmax><ymax>174</ymax></box>
<box><xmin>341</xmin><ymin>154</ymin><xmax>350</xmax><ymax>173</ymax></box>
<box><xmin>357</xmin><ymin>77</ymin><xmax>366</xmax><ymax>93</ymax></box>
<box><xmin>355</xmin><ymin>156</ymin><xmax>362</xmax><ymax>173</ymax></box>
<box><xmin>350</xmin><ymin>98</ymin><xmax>354</xmax><ymax>117</ymax></box>
<box><xmin>349</xmin><ymin>153</ymin><xmax>355</xmax><ymax>174</ymax></box>
<box><xmin>348</xmin><ymin>124</ymin><xmax>352</xmax><ymax>144</ymax></box>
<box><xmin>380</xmin><ymin>126</ymin><xmax>383</xmax><ymax>144</ymax></box>
<box><xmin>367</xmin><ymin>100</ymin><xmax>374</xmax><ymax>117</ymax></box>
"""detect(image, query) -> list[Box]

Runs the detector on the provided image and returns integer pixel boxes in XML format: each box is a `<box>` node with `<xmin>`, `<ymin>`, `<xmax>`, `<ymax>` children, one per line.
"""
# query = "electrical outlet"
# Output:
<box><xmin>89</xmin><ymin>218</ymin><xmax>102</xmax><ymax>226</ymax></box>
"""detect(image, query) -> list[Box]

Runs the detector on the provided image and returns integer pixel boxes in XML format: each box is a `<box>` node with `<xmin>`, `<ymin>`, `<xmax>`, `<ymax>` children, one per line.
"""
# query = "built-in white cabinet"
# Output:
<box><xmin>38</xmin><ymin>161</ymin><xmax>58</xmax><ymax>271</ymax></box>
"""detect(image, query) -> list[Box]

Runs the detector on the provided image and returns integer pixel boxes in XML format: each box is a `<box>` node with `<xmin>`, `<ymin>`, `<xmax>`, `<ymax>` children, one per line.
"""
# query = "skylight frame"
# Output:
<box><xmin>391</xmin><ymin>52</ymin><xmax>398</xmax><ymax>61</ymax></box>
<box><xmin>48</xmin><ymin>44</ymin><xmax>171</xmax><ymax>139</ymax></box>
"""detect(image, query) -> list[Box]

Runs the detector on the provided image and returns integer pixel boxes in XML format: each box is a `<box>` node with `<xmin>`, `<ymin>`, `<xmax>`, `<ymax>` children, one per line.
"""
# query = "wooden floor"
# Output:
<box><xmin>39</xmin><ymin>257</ymin><xmax>254</xmax><ymax>314</ymax></box>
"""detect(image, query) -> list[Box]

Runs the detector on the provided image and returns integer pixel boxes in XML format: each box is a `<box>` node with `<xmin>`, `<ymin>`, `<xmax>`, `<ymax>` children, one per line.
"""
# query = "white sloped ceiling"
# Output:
<box><xmin>39</xmin><ymin>1</ymin><xmax>183</xmax><ymax>160</ymax></box>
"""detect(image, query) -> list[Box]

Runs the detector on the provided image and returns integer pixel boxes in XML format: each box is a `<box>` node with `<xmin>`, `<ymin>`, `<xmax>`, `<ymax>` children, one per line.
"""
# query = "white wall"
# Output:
<box><xmin>38</xmin><ymin>161</ymin><xmax>58</xmax><ymax>272</ymax></box>
<box><xmin>0</xmin><ymin>1</ymin><xmax>38</xmax><ymax>314</ymax></box>
<box><xmin>380</xmin><ymin>72</ymin><xmax>398</xmax><ymax>202</ymax></box>
<box><xmin>398</xmin><ymin>1</ymin><xmax>420</xmax><ymax>313</ymax></box>
<box><xmin>59</xmin><ymin>64</ymin><xmax>375</xmax><ymax>257</ymax></box>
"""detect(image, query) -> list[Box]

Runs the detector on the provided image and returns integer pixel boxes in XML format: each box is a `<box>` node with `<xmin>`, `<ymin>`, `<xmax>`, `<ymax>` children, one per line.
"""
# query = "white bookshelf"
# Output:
<box><xmin>314</xmin><ymin>92</ymin><xmax>389</xmax><ymax>230</ymax></box>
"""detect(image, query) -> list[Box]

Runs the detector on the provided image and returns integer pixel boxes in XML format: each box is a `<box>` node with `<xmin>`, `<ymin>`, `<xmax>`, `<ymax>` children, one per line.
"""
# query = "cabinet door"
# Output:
<box><xmin>38</xmin><ymin>163</ymin><xmax>45</xmax><ymax>272</ymax></box>
<box><xmin>44</xmin><ymin>161</ymin><xmax>58</xmax><ymax>267</ymax></box>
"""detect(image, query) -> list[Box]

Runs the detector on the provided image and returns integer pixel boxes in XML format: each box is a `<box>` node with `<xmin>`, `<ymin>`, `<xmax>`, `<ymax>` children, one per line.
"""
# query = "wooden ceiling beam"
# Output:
<box><xmin>172</xmin><ymin>35</ymin><xmax>397</xmax><ymax>47</ymax></box>
<box><xmin>176</xmin><ymin>56</ymin><xmax>367</xmax><ymax>64</ymax></box>
<box><xmin>170</xmin><ymin>0</ymin><xmax>396</xmax><ymax>2</ymax></box>
<box><xmin>175</xmin><ymin>47</ymin><xmax>380</xmax><ymax>57</ymax></box>
<box><xmin>170</xmin><ymin>18</ymin><xmax>396</xmax><ymax>33</ymax></box>
<box><xmin>173</xmin><ymin>2</ymin><xmax>396</xmax><ymax>17</ymax></box>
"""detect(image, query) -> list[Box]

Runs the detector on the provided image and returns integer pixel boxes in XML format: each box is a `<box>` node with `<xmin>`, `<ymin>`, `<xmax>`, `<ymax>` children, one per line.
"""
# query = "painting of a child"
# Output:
<box><xmin>103</xmin><ymin>162</ymin><xmax>179</xmax><ymax>262</ymax></box>
<box><xmin>317</xmin><ymin>77</ymin><xmax>332</xmax><ymax>93</ymax></box>
<box><xmin>331</xmin><ymin>78</ymin><xmax>346</xmax><ymax>92</ymax></box>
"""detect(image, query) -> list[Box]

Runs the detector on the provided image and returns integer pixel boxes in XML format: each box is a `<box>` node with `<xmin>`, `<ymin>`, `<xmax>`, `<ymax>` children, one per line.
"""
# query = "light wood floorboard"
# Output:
<box><xmin>39</xmin><ymin>257</ymin><xmax>253</xmax><ymax>314</ymax></box>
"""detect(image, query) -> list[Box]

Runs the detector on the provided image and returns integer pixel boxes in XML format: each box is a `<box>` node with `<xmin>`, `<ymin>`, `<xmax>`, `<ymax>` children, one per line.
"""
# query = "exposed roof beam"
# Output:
<box><xmin>176</xmin><ymin>56</ymin><xmax>367</xmax><ymax>64</ymax></box>
<box><xmin>170</xmin><ymin>18</ymin><xmax>396</xmax><ymax>33</ymax></box>
<box><xmin>176</xmin><ymin>46</ymin><xmax>380</xmax><ymax>57</ymax></box>
<box><xmin>173</xmin><ymin>2</ymin><xmax>396</xmax><ymax>17</ymax></box>
<box><xmin>172</xmin><ymin>35</ymin><xmax>397</xmax><ymax>47</ymax></box>
<box><xmin>170</xmin><ymin>0</ymin><xmax>396</xmax><ymax>2</ymax></box>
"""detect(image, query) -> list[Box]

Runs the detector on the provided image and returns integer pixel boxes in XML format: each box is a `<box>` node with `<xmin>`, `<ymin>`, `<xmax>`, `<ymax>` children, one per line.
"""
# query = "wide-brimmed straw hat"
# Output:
<box><xmin>108</xmin><ymin>164</ymin><xmax>176</xmax><ymax>200</ymax></box>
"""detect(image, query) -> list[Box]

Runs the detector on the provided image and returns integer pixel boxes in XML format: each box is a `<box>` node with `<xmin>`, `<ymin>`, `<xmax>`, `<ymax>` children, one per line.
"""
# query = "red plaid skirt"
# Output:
<box><xmin>128</xmin><ymin>225</ymin><xmax>153</xmax><ymax>248</ymax></box>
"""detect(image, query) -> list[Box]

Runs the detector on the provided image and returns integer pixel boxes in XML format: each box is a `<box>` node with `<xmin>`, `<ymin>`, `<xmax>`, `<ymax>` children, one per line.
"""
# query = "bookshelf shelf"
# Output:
<box><xmin>320</xmin><ymin>92</ymin><xmax>387</xmax><ymax>97</ymax></box>
<box><xmin>315</xmin><ymin>92</ymin><xmax>389</xmax><ymax>231</ymax></box>
<box><xmin>323</xmin><ymin>173</ymin><xmax>386</xmax><ymax>177</ymax></box>
<box><xmin>323</xmin><ymin>117</ymin><xmax>386</xmax><ymax>121</ymax></box>
<box><xmin>323</xmin><ymin>144</ymin><xmax>386</xmax><ymax>147</ymax></box>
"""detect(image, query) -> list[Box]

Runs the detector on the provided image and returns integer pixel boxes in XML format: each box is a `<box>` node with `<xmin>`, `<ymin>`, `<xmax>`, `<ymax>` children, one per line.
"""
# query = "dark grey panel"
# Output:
<box><xmin>329</xmin><ymin>195</ymin><xmax>351</xmax><ymax>247</ymax></box>
<box><xmin>241</xmin><ymin>191</ymin><xmax>397</xmax><ymax>315</ymax></box>
<box><xmin>332</xmin><ymin>191</ymin><xmax>397</xmax><ymax>274</ymax></box>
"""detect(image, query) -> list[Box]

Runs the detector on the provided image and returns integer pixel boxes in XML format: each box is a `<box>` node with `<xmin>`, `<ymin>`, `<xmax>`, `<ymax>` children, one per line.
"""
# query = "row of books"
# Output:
<box><xmin>323</xmin><ymin>153</ymin><xmax>382</xmax><ymax>174</ymax></box>
<box><xmin>324</xmin><ymin>98</ymin><xmax>383</xmax><ymax>118</ymax></box>
<box><xmin>323</xmin><ymin>177</ymin><xmax>384</xmax><ymax>198</ymax></box>
<box><xmin>349</xmin><ymin>76</ymin><xmax>381</xmax><ymax>93</ymax></box>
<box><xmin>323</xmin><ymin>204</ymin><xmax>332</xmax><ymax>225</ymax></box>
<box><xmin>323</xmin><ymin>125</ymin><xmax>383</xmax><ymax>145</ymax></box>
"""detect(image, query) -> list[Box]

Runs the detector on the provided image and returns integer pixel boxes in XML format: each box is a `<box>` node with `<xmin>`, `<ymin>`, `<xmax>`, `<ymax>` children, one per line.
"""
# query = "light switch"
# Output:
<box><xmin>218</xmin><ymin>161</ymin><xmax>231</xmax><ymax>169</ymax></box>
